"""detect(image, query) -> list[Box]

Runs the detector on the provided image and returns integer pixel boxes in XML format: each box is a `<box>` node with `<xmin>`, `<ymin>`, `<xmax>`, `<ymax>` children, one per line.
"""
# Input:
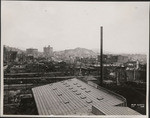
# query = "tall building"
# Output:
<box><xmin>26</xmin><ymin>48</ymin><xmax>38</xmax><ymax>58</ymax></box>
<box><xmin>43</xmin><ymin>45</ymin><xmax>53</xmax><ymax>58</ymax></box>
<box><xmin>4</xmin><ymin>46</ymin><xmax>18</xmax><ymax>64</ymax></box>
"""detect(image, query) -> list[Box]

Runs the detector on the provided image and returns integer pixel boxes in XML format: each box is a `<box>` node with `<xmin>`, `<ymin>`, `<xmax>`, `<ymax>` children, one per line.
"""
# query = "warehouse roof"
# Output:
<box><xmin>32</xmin><ymin>78</ymin><xmax>141</xmax><ymax>115</ymax></box>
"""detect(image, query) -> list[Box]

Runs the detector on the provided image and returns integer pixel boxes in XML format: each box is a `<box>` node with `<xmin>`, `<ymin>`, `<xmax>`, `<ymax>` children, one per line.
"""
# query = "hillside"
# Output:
<box><xmin>54</xmin><ymin>47</ymin><xmax>97</xmax><ymax>59</ymax></box>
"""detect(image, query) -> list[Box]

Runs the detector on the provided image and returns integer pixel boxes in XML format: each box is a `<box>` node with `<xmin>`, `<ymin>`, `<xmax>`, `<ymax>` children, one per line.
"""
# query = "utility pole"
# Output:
<box><xmin>134</xmin><ymin>68</ymin><xmax>136</xmax><ymax>81</ymax></box>
<box><xmin>100</xmin><ymin>26</ymin><xmax>103</xmax><ymax>86</ymax></box>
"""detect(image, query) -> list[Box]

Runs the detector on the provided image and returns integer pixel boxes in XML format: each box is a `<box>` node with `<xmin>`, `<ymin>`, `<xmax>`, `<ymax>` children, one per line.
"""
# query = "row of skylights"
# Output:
<box><xmin>58</xmin><ymin>80</ymin><xmax>103</xmax><ymax>104</ymax></box>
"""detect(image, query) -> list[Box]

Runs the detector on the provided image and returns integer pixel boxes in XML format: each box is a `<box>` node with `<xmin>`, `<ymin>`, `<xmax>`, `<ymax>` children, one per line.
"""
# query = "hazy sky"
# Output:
<box><xmin>1</xmin><ymin>1</ymin><xmax>149</xmax><ymax>54</ymax></box>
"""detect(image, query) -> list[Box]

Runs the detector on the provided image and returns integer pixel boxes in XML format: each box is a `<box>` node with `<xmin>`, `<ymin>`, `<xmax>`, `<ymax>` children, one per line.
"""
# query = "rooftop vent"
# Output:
<box><xmin>57</xmin><ymin>93</ymin><xmax>62</xmax><ymax>96</ymax></box>
<box><xmin>80</xmin><ymin>95</ymin><xmax>86</xmax><ymax>99</ymax></box>
<box><xmin>49</xmin><ymin>83</ymin><xmax>53</xmax><ymax>86</ymax></box>
<box><xmin>97</xmin><ymin>97</ymin><xmax>104</xmax><ymax>101</ymax></box>
<box><xmin>76</xmin><ymin>92</ymin><xmax>81</xmax><ymax>95</ymax></box>
<box><xmin>53</xmin><ymin>88</ymin><xmax>57</xmax><ymax>90</ymax></box>
<box><xmin>73</xmin><ymin>83</ymin><xmax>78</xmax><ymax>85</ymax></box>
<box><xmin>66</xmin><ymin>85</ymin><xmax>70</xmax><ymax>87</ymax></box>
<box><xmin>69</xmin><ymin>87</ymin><xmax>73</xmax><ymax>90</ymax></box>
<box><xmin>61</xmin><ymin>81</ymin><xmax>64</xmax><ymax>83</ymax></box>
<box><xmin>81</xmin><ymin>87</ymin><xmax>86</xmax><ymax>90</ymax></box>
<box><xmin>85</xmin><ymin>90</ymin><xmax>91</xmax><ymax>93</ymax></box>
<box><xmin>72</xmin><ymin>89</ymin><xmax>77</xmax><ymax>92</ymax></box>
<box><xmin>64</xmin><ymin>101</ymin><xmax>69</xmax><ymax>104</ymax></box>
<box><xmin>86</xmin><ymin>99</ymin><xmax>92</xmax><ymax>104</ymax></box>
<box><xmin>77</xmin><ymin>85</ymin><xmax>82</xmax><ymax>87</ymax></box>
<box><xmin>63</xmin><ymin>83</ymin><xmax>67</xmax><ymax>85</ymax></box>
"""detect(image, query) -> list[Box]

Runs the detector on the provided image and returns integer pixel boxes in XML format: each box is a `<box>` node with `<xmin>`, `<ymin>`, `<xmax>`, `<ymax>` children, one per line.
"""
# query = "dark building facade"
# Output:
<box><xmin>4</xmin><ymin>46</ymin><xmax>17</xmax><ymax>64</ymax></box>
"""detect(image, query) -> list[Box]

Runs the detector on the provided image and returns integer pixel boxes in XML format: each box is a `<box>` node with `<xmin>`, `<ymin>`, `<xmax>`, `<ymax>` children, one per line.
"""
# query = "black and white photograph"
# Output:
<box><xmin>1</xmin><ymin>1</ymin><xmax>149</xmax><ymax>117</ymax></box>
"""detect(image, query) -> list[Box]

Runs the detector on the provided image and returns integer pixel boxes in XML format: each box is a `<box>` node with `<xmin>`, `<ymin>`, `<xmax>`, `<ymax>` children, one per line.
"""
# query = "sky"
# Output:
<box><xmin>1</xmin><ymin>1</ymin><xmax>149</xmax><ymax>54</ymax></box>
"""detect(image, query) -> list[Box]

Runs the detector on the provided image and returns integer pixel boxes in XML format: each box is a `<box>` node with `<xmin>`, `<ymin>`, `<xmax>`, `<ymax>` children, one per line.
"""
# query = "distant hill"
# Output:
<box><xmin>54</xmin><ymin>47</ymin><xmax>97</xmax><ymax>60</ymax></box>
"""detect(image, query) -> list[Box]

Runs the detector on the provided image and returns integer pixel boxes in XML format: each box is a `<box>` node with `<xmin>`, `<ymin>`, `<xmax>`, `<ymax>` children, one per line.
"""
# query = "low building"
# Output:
<box><xmin>26</xmin><ymin>48</ymin><xmax>38</xmax><ymax>58</ymax></box>
<box><xmin>32</xmin><ymin>78</ymin><xmax>141</xmax><ymax>115</ymax></box>
<box><xmin>9</xmin><ymin>65</ymin><xmax>26</xmax><ymax>73</ymax></box>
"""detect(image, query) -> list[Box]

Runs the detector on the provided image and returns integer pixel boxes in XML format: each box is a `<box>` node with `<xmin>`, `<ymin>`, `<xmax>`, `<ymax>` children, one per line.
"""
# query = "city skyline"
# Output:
<box><xmin>4</xmin><ymin>45</ymin><xmax>148</xmax><ymax>58</ymax></box>
<box><xmin>1</xmin><ymin>2</ymin><xmax>149</xmax><ymax>54</ymax></box>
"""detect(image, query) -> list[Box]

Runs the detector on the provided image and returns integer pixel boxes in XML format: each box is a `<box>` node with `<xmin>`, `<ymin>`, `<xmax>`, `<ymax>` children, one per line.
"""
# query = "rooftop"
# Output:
<box><xmin>32</xmin><ymin>78</ymin><xmax>141</xmax><ymax>115</ymax></box>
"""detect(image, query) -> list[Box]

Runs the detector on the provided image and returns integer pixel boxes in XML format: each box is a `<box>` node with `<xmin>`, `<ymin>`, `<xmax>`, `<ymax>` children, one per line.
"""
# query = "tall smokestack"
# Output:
<box><xmin>100</xmin><ymin>26</ymin><xmax>103</xmax><ymax>86</ymax></box>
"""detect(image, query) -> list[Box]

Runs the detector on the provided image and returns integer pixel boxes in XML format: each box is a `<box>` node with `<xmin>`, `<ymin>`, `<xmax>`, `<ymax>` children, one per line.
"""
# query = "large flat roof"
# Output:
<box><xmin>32</xmin><ymin>78</ymin><xmax>141</xmax><ymax>115</ymax></box>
